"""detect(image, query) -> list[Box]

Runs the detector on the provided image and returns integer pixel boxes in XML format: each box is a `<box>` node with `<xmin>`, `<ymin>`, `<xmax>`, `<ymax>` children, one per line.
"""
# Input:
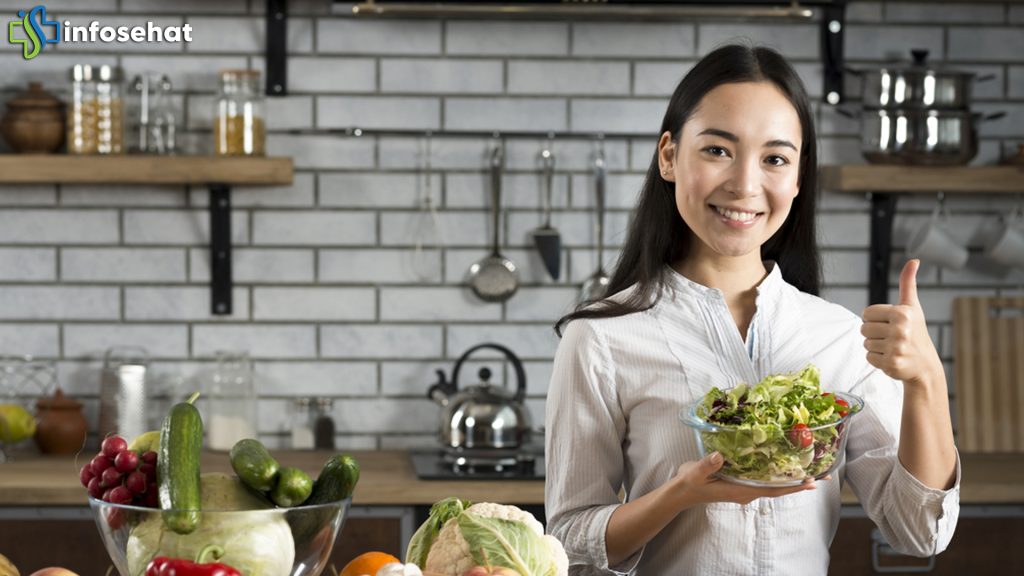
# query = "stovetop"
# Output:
<box><xmin>410</xmin><ymin>449</ymin><xmax>545</xmax><ymax>480</ymax></box>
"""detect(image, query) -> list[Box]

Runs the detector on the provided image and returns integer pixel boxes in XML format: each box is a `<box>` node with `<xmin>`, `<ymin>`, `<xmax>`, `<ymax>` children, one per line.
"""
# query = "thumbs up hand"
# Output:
<box><xmin>860</xmin><ymin>260</ymin><xmax>943</xmax><ymax>386</ymax></box>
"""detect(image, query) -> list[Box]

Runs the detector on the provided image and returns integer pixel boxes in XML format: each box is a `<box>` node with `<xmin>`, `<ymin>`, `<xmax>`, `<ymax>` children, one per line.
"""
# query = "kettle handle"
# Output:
<box><xmin>451</xmin><ymin>342</ymin><xmax>528</xmax><ymax>403</ymax></box>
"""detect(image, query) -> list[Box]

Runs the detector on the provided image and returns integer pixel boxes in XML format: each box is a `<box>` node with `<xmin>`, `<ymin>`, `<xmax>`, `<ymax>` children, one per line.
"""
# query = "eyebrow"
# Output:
<box><xmin>697</xmin><ymin>128</ymin><xmax>799</xmax><ymax>152</ymax></box>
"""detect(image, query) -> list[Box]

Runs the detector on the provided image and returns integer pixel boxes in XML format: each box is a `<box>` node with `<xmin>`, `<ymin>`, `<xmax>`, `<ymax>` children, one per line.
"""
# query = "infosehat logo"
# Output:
<box><xmin>9</xmin><ymin>5</ymin><xmax>193</xmax><ymax>60</ymax></box>
<box><xmin>9</xmin><ymin>6</ymin><xmax>60</xmax><ymax>60</ymax></box>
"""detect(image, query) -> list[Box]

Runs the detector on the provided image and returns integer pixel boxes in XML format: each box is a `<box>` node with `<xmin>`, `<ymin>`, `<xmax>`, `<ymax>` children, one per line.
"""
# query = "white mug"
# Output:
<box><xmin>906</xmin><ymin>211</ymin><xmax>969</xmax><ymax>270</ymax></box>
<box><xmin>984</xmin><ymin>216</ymin><xmax>1024</xmax><ymax>269</ymax></box>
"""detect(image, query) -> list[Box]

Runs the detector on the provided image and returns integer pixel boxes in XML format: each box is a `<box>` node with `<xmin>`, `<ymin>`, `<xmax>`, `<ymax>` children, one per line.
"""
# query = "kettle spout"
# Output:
<box><xmin>427</xmin><ymin>368</ymin><xmax>454</xmax><ymax>407</ymax></box>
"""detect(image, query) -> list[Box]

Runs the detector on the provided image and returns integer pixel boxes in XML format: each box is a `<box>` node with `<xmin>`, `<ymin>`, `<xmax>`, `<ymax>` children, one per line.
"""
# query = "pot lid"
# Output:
<box><xmin>879</xmin><ymin>49</ymin><xmax>975</xmax><ymax>77</ymax></box>
<box><xmin>37</xmin><ymin>387</ymin><xmax>82</xmax><ymax>410</ymax></box>
<box><xmin>6</xmin><ymin>82</ymin><xmax>62</xmax><ymax>109</ymax></box>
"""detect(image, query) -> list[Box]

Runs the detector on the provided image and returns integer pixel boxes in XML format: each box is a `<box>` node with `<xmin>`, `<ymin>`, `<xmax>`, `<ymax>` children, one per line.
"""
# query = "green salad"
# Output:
<box><xmin>693</xmin><ymin>364</ymin><xmax>860</xmax><ymax>484</ymax></box>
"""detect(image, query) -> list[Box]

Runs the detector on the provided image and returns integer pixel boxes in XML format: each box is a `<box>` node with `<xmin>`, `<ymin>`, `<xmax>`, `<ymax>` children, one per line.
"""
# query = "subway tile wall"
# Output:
<box><xmin>0</xmin><ymin>0</ymin><xmax>1021</xmax><ymax>449</ymax></box>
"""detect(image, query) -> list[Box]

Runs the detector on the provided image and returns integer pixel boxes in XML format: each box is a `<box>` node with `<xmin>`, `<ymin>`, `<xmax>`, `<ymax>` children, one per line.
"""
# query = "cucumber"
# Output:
<box><xmin>230</xmin><ymin>438</ymin><xmax>280</xmax><ymax>493</ymax></box>
<box><xmin>306</xmin><ymin>454</ymin><xmax>360</xmax><ymax>505</ymax></box>
<box><xmin>158</xmin><ymin>392</ymin><xmax>203</xmax><ymax>534</ymax></box>
<box><xmin>270</xmin><ymin>466</ymin><xmax>313</xmax><ymax>507</ymax></box>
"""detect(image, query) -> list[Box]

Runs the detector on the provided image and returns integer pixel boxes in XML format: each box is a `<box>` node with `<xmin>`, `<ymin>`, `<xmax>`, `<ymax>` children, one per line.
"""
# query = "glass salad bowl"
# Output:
<box><xmin>680</xmin><ymin>390</ymin><xmax>864</xmax><ymax>487</ymax></box>
<box><xmin>89</xmin><ymin>495</ymin><xmax>351</xmax><ymax>576</ymax></box>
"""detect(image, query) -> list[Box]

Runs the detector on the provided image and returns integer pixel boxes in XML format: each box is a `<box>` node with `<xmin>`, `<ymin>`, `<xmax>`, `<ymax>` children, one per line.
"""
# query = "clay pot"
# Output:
<box><xmin>0</xmin><ymin>82</ymin><xmax>65</xmax><ymax>154</ymax></box>
<box><xmin>34</xmin><ymin>388</ymin><xmax>87</xmax><ymax>455</ymax></box>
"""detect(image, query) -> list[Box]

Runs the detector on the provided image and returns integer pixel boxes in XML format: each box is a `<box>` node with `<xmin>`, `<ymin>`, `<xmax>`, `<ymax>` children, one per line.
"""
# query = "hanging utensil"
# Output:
<box><xmin>468</xmin><ymin>142</ymin><xmax>520</xmax><ymax>302</ymax></box>
<box><xmin>411</xmin><ymin>132</ymin><xmax>444</xmax><ymax>282</ymax></box>
<box><xmin>530</xmin><ymin>140</ymin><xmax>561</xmax><ymax>280</ymax></box>
<box><xmin>580</xmin><ymin>145</ymin><xmax>611</xmax><ymax>302</ymax></box>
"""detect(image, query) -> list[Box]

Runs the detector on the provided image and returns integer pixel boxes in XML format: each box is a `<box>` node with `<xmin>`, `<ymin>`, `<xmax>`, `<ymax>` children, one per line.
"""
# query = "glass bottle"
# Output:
<box><xmin>313</xmin><ymin>398</ymin><xmax>335</xmax><ymax>450</ymax></box>
<box><xmin>214</xmin><ymin>70</ymin><xmax>265</xmax><ymax>156</ymax></box>
<box><xmin>290</xmin><ymin>398</ymin><xmax>314</xmax><ymax>450</ymax></box>
<box><xmin>94</xmin><ymin>64</ymin><xmax>124</xmax><ymax>154</ymax></box>
<box><xmin>67</xmin><ymin>64</ymin><xmax>97</xmax><ymax>154</ymax></box>
<box><xmin>203</xmin><ymin>351</ymin><xmax>257</xmax><ymax>451</ymax></box>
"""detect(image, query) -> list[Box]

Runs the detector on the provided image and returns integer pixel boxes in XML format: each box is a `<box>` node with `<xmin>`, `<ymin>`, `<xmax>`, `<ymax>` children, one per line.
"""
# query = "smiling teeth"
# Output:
<box><xmin>715</xmin><ymin>206</ymin><xmax>758</xmax><ymax>222</ymax></box>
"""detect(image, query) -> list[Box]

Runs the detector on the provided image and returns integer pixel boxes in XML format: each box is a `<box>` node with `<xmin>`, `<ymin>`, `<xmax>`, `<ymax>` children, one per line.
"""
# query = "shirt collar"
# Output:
<box><xmin>662</xmin><ymin>261</ymin><xmax>784</xmax><ymax>303</ymax></box>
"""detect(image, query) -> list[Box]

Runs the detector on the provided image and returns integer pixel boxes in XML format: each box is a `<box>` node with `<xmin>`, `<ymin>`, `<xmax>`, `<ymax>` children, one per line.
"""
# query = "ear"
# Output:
<box><xmin>658</xmin><ymin>131</ymin><xmax>676</xmax><ymax>182</ymax></box>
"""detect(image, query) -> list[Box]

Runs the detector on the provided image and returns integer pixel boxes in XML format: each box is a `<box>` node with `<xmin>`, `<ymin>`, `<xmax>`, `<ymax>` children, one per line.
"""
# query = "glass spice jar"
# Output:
<box><xmin>214</xmin><ymin>69</ymin><xmax>265</xmax><ymax>156</ymax></box>
<box><xmin>67</xmin><ymin>64</ymin><xmax>124</xmax><ymax>155</ymax></box>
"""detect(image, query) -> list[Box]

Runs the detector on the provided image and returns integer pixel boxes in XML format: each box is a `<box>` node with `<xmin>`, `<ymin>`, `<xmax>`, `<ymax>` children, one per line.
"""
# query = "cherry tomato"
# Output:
<box><xmin>835</xmin><ymin>398</ymin><xmax>850</xmax><ymax>417</ymax></box>
<box><xmin>787</xmin><ymin>423</ymin><xmax>813</xmax><ymax>449</ymax></box>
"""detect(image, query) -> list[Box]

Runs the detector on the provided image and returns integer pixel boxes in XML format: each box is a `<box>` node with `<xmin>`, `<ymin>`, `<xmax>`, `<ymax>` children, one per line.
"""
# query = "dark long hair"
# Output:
<box><xmin>555</xmin><ymin>44</ymin><xmax>821</xmax><ymax>337</ymax></box>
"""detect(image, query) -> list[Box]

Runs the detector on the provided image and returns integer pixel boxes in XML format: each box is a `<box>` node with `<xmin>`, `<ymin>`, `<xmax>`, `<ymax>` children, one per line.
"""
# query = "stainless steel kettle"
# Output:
<box><xmin>427</xmin><ymin>343</ymin><xmax>532</xmax><ymax>451</ymax></box>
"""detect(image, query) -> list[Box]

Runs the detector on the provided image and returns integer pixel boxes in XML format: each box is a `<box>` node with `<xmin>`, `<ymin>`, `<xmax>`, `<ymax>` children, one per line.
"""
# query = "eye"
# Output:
<box><xmin>764</xmin><ymin>155</ymin><xmax>790</xmax><ymax>167</ymax></box>
<box><xmin>702</xmin><ymin>145</ymin><xmax>730</xmax><ymax>157</ymax></box>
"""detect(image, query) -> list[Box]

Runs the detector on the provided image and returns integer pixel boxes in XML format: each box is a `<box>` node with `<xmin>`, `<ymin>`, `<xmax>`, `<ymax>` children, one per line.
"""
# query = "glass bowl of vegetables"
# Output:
<box><xmin>680</xmin><ymin>365</ymin><xmax>864</xmax><ymax>487</ymax></box>
<box><xmin>88</xmin><ymin>474</ymin><xmax>351</xmax><ymax>576</ymax></box>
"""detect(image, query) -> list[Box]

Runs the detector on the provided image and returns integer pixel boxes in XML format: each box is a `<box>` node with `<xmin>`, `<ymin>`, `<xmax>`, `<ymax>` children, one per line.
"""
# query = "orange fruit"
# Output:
<box><xmin>339</xmin><ymin>552</ymin><xmax>402</xmax><ymax>576</ymax></box>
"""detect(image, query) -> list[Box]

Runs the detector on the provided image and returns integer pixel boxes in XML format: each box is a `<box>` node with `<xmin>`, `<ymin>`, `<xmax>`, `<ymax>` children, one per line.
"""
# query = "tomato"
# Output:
<box><xmin>835</xmin><ymin>398</ymin><xmax>850</xmax><ymax>417</ymax></box>
<box><xmin>787</xmin><ymin>423</ymin><xmax>813</xmax><ymax>449</ymax></box>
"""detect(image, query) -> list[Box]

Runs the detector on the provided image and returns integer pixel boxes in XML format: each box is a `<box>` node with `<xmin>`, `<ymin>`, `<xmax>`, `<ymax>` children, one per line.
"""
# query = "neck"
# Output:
<box><xmin>673</xmin><ymin>249</ymin><xmax>768</xmax><ymax>339</ymax></box>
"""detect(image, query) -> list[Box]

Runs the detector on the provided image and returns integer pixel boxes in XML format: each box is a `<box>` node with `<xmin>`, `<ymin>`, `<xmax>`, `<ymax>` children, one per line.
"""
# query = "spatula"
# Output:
<box><xmin>531</xmin><ymin>146</ymin><xmax>561</xmax><ymax>280</ymax></box>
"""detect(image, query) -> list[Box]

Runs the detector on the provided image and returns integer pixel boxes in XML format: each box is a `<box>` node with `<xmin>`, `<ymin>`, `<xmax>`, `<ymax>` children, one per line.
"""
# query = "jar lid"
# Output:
<box><xmin>97</xmin><ymin>64</ymin><xmax>123</xmax><ymax>82</ymax></box>
<box><xmin>37</xmin><ymin>388</ymin><xmax>82</xmax><ymax>410</ymax></box>
<box><xmin>68</xmin><ymin>64</ymin><xmax>124</xmax><ymax>82</ymax></box>
<box><xmin>69</xmin><ymin>64</ymin><xmax>93</xmax><ymax>82</ymax></box>
<box><xmin>6</xmin><ymin>82</ymin><xmax>62</xmax><ymax>109</ymax></box>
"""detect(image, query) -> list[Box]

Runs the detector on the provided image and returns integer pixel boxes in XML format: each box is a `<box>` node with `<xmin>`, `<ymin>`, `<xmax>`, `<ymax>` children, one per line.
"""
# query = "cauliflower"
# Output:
<box><xmin>408</xmin><ymin>499</ymin><xmax>568</xmax><ymax>576</ymax></box>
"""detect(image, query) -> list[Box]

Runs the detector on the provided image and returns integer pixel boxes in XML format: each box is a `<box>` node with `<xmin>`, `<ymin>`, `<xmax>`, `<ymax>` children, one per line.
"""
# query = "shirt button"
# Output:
<box><xmin>759</xmin><ymin>502</ymin><xmax>771</xmax><ymax>515</ymax></box>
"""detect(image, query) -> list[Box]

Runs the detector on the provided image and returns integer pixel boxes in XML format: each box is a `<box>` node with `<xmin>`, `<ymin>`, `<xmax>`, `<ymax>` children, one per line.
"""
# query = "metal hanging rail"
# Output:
<box><xmin>349</xmin><ymin>1</ymin><xmax>815</xmax><ymax>20</ymax></box>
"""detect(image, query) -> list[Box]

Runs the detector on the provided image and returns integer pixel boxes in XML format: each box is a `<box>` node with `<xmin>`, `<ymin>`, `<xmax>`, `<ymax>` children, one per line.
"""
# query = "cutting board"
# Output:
<box><xmin>954</xmin><ymin>297</ymin><xmax>1024</xmax><ymax>453</ymax></box>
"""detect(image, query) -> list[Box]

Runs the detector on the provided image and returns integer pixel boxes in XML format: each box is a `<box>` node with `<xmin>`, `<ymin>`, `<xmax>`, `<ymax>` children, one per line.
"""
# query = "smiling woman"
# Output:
<box><xmin>546</xmin><ymin>44</ymin><xmax>959</xmax><ymax>576</ymax></box>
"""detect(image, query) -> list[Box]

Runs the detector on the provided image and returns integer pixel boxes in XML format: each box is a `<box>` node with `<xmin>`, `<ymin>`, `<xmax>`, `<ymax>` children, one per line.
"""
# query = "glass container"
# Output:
<box><xmin>202</xmin><ymin>351</ymin><xmax>257</xmax><ymax>451</ymax></box>
<box><xmin>214</xmin><ymin>69</ymin><xmax>265</xmax><ymax>156</ymax></box>
<box><xmin>129</xmin><ymin>72</ymin><xmax>177</xmax><ymax>155</ymax></box>
<box><xmin>291</xmin><ymin>397</ymin><xmax>314</xmax><ymax>450</ymax></box>
<box><xmin>67</xmin><ymin>64</ymin><xmax>123</xmax><ymax>155</ymax></box>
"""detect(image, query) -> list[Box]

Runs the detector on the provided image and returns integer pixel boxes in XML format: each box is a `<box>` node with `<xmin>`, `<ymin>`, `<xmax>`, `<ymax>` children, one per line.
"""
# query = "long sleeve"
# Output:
<box><xmin>844</xmin><ymin>361</ymin><xmax>961</xmax><ymax>557</ymax></box>
<box><xmin>545</xmin><ymin>319</ymin><xmax>641</xmax><ymax>575</ymax></box>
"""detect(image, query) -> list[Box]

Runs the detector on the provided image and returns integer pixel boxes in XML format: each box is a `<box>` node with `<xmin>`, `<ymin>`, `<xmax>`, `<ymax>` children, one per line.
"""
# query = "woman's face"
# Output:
<box><xmin>659</xmin><ymin>81</ymin><xmax>803</xmax><ymax>263</ymax></box>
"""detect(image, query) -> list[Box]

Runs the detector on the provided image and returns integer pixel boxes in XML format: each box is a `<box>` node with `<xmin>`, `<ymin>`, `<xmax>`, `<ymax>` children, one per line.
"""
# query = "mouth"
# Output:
<box><xmin>710</xmin><ymin>204</ymin><xmax>764</xmax><ymax>226</ymax></box>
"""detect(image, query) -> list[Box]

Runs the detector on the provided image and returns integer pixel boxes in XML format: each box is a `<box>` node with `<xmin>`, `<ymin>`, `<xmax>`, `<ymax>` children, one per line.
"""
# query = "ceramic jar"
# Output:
<box><xmin>0</xmin><ymin>82</ymin><xmax>65</xmax><ymax>154</ymax></box>
<box><xmin>34</xmin><ymin>388</ymin><xmax>88</xmax><ymax>455</ymax></box>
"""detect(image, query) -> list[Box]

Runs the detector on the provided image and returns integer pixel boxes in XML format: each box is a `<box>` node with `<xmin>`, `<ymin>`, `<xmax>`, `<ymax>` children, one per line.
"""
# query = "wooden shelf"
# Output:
<box><xmin>0</xmin><ymin>155</ymin><xmax>293</xmax><ymax>185</ymax></box>
<box><xmin>822</xmin><ymin>165</ymin><xmax>1024</xmax><ymax>194</ymax></box>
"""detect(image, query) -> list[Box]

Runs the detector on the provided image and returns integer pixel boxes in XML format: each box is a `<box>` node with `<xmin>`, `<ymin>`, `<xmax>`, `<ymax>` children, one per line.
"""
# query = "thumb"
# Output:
<box><xmin>898</xmin><ymin>259</ymin><xmax>920</xmax><ymax>307</ymax></box>
<box><xmin>700</xmin><ymin>451</ymin><xmax>724</xmax><ymax>475</ymax></box>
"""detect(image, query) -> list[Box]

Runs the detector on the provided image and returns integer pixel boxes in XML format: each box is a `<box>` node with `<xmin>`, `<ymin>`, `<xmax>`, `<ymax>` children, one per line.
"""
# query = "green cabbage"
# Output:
<box><xmin>405</xmin><ymin>496</ymin><xmax>471</xmax><ymax>568</ymax></box>
<box><xmin>126</xmin><ymin>473</ymin><xmax>295</xmax><ymax>576</ymax></box>
<box><xmin>457</xmin><ymin>514</ymin><xmax>559</xmax><ymax>576</ymax></box>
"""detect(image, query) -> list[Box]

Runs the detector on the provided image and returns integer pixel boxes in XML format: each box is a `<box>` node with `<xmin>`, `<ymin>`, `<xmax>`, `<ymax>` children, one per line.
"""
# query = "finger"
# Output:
<box><xmin>863</xmin><ymin>338</ymin><xmax>888</xmax><ymax>354</ymax></box>
<box><xmin>862</xmin><ymin>305</ymin><xmax>895</xmax><ymax>323</ymax></box>
<box><xmin>860</xmin><ymin>322</ymin><xmax>891</xmax><ymax>340</ymax></box>
<box><xmin>866</xmin><ymin>351</ymin><xmax>886</xmax><ymax>369</ymax></box>
<box><xmin>898</xmin><ymin>259</ymin><xmax>920</xmax><ymax>307</ymax></box>
<box><xmin>699</xmin><ymin>451</ymin><xmax>724</xmax><ymax>477</ymax></box>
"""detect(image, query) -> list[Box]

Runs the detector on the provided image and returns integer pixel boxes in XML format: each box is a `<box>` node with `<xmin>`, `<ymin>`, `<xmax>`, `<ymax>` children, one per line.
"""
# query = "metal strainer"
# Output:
<box><xmin>468</xmin><ymin>143</ymin><xmax>519</xmax><ymax>302</ymax></box>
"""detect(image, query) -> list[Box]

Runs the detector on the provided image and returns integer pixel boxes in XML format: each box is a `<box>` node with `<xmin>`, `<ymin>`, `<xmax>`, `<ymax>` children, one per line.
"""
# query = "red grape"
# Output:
<box><xmin>114</xmin><ymin>450</ymin><xmax>139</xmax><ymax>473</ymax></box>
<box><xmin>144</xmin><ymin>486</ymin><xmax>159</xmax><ymax>507</ymax></box>
<box><xmin>79</xmin><ymin>463</ymin><xmax>95</xmax><ymax>487</ymax></box>
<box><xmin>100</xmin><ymin>466</ymin><xmax>122</xmax><ymax>488</ymax></box>
<box><xmin>108</xmin><ymin>486</ymin><xmax>132</xmax><ymax>505</ymax></box>
<box><xmin>101</xmin><ymin>435</ymin><xmax>128</xmax><ymax>459</ymax></box>
<box><xmin>101</xmin><ymin>488</ymin><xmax>114</xmax><ymax>502</ymax></box>
<box><xmin>141</xmin><ymin>451</ymin><xmax>157</xmax><ymax>465</ymax></box>
<box><xmin>125</xmin><ymin>471</ymin><xmax>147</xmax><ymax>495</ymax></box>
<box><xmin>139</xmin><ymin>463</ymin><xmax>156</xmax><ymax>481</ymax></box>
<box><xmin>87</xmin><ymin>477</ymin><xmax>103</xmax><ymax>499</ymax></box>
<box><xmin>90</xmin><ymin>453</ymin><xmax>113</xmax><ymax>475</ymax></box>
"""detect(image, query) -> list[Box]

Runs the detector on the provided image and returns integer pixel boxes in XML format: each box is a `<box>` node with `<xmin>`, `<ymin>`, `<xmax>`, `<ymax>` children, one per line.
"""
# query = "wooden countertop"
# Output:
<box><xmin>1</xmin><ymin>450</ymin><xmax>1021</xmax><ymax>507</ymax></box>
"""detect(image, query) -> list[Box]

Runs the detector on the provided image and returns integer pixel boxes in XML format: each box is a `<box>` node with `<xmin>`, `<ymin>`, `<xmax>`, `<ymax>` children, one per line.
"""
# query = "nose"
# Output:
<box><xmin>725</xmin><ymin>156</ymin><xmax>761</xmax><ymax>198</ymax></box>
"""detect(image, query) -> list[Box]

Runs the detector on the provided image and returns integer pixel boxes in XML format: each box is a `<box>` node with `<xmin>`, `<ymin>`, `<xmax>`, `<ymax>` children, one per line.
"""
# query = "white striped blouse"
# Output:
<box><xmin>544</xmin><ymin>263</ymin><xmax>960</xmax><ymax>576</ymax></box>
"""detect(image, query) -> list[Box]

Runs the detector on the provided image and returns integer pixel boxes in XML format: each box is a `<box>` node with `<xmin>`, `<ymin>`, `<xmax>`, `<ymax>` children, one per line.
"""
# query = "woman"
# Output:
<box><xmin>545</xmin><ymin>44</ymin><xmax>959</xmax><ymax>575</ymax></box>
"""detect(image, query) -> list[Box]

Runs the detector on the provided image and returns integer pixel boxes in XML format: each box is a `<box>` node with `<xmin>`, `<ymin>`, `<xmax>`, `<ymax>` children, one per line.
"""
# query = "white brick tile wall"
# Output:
<box><xmin>317</xmin><ymin>96</ymin><xmax>441</xmax><ymax>131</ymax></box>
<box><xmin>120</xmin><ymin>0</ymin><xmax>246</xmax><ymax>13</ymax></box>
<box><xmin>447</xmin><ymin>324</ymin><xmax>558</xmax><ymax>360</ymax></box>
<box><xmin>846</xmin><ymin>2</ymin><xmax>883</xmax><ymax>22</ymax></box>
<box><xmin>320</xmin><ymin>173</ymin><xmax>441</xmax><ymax>208</ymax></box>
<box><xmin>447</xmin><ymin>172</ymin><xmax>569</xmax><ymax>209</ymax></box>
<box><xmin>64</xmin><ymin>324</ymin><xmax>188</xmax><ymax>358</ymax></box>
<box><xmin>124</xmin><ymin>210</ymin><xmax>248</xmax><ymax>245</ymax></box>
<box><xmin>504</xmin><ymin>139</ymin><xmax>630</xmax><ymax>172</ymax></box>
<box><xmin>508</xmin><ymin>61</ymin><xmax>630</xmax><ymax>96</ymax></box>
<box><xmin>380</xmin><ymin>287</ymin><xmax>501</xmax><ymax>321</ymax></box>
<box><xmin>253</xmin><ymin>287</ymin><xmax>376</xmax><ymax>321</ymax></box>
<box><xmin>381</xmin><ymin>361</ymin><xmax>449</xmax><ymax>396</ymax></box>
<box><xmin>0</xmin><ymin>248</ymin><xmax>56</xmax><ymax>281</ymax></box>
<box><xmin>381</xmin><ymin>211</ymin><xmax>488</xmax><ymax>247</ymax></box>
<box><xmin>190</xmin><ymin>248</ymin><xmax>314</xmax><ymax>283</ymax></box>
<box><xmin>573</xmin><ymin>23</ymin><xmax>695</xmax><ymax>58</ymax></box>
<box><xmin>379</xmin><ymin>137</ymin><xmax>492</xmax><ymax>170</ymax></box>
<box><xmin>0</xmin><ymin>324</ymin><xmax>59</xmax><ymax>357</ymax></box>
<box><xmin>317</xmin><ymin>20</ymin><xmax>441</xmax><ymax>55</ymax></box>
<box><xmin>193</xmin><ymin>325</ymin><xmax>316</xmax><ymax>358</ymax></box>
<box><xmin>279</xmin><ymin>57</ymin><xmax>376</xmax><ymax>93</ymax></box>
<box><xmin>633</xmin><ymin>62</ymin><xmax>695</xmax><ymax>96</ymax></box>
<box><xmin>506</xmin><ymin>287</ymin><xmax>578</xmax><ymax>322</ymax></box>
<box><xmin>845</xmin><ymin>26</ymin><xmax>944</xmax><ymax>61</ymax></box>
<box><xmin>61</xmin><ymin>248</ymin><xmax>186</xmax><ymax>282</ymax></box>
<box><xmin>508</xmin><ymin>210</ymin><xmax>631</xmax><ymax>248</ymax></box>
<box><xmin>126</xmin><ymin>287</ymin><xmax>250</xmax><ymax>320</ymax></box>
<box><xmin>698</xmin><ymin>24</ymin><xmax>819</xmax><ymax>59</ymax></box>
<box><xmin>61</xmin><ymin>185</ymin><xmax>187</xmax><ymax>207</ymax></box>
<box><xmin>0</xmin><ymin>210</ymin><xmax>117</xmax><ymax>244</ymax></box>
<box><xmin>120</xmin><ymin>55</ymin><xmax>247</xmax><ymax>91</ymax></box>
<box><xmin>0</xmin><ymin>0</ymin><xmax>114</xmax><ymax>9</ymax></box>
<box><xmin>822</xmin><ymin>250</ymin><xmax>870</xmax><ymax>286</ymax></box>
<box><xmin>885</xmin><ymin>3</ymin><xmax>1005</xmax><ymax>24</ymax></box>
<box><xmin>381</xmin><ymin>58</ymin><xmax>503</xmax><ymax>94</ymax></box>
<box><xmin>568</xmin><ymin>248</ymin><xmax>623</xmax><ymax>284</ymax></box>
<box><xmin>0</xmin><ymin>185</ymin><xmax>57</xmax><ymax>206</ymax></box>
<box><xmin>976</xmin><ymin>103</ymin><xmax>1024</xmax><ymax>138</ymax></box>
<box><xmin>255</xmin><ymin>361</ymin><xmax>377</xmax><ymax>396</ymax></box>
<box><xmin>321</xmin><ymin>324</ymin><xmax>443</xmax><ymax>359</ymax></box>
<box><xmin>818</xmin><ymin>213</ymin><xmax>871</xmax><ymax>249</ymax></box>
<box><xmin>447</xmin><ymin>21</ymin><xmax>568</xmax><ymax>56</ymax></box>
<box><xmin>570</xmin><ymin>99</ymin><xmax>665</xmax><ymax>134</ymax></box>
<box><xmin>253</xmin><ymin>211</ymin><xmax>376</xmax><ymax>246</ymax></box>
<box><xmin>320</xmin><ymin>249</ymin><xmax>442</xmax><ymax>284</ymax></box>
<box><xmin>190</xmin><ymin>174</ymin><xmax>316</xmax><ymax>208</ymax></box>
<box><xmin>570</xmin><ymin>173</ymin><xmax>644</xmax><ymax>209</ymax></box>
<box><xmin>328</xmin><ymin>398</ymin><xmax>436</xmax><ymax>434</ymax></box>
<box><xmin>1008</xmin><ymin>66</ymin><xmax>1024</xmax><ymax>98</ymax></box>
<box><xmin>267</xmin><ymin>135</ymin><xmax>375</xmax><ymax>169</ymax></box>
<box><xmin>0</xmin><ymin>287</ymin><xmax>119</xmax><ymax>320</ymax></box>
<box><xmin>445</xmin><ymin>97</ymin><xmax>568</xmax><ymax>132</ymax></box>
<box><xmin>185</xmin><ymin>16</ymin><xmax>312</xmax><ymax>54</ymax></box>
<box><xmin>1012</xmin><ymin>6</ymin><xmax>1024</xmax><ymax>24</ymax></box>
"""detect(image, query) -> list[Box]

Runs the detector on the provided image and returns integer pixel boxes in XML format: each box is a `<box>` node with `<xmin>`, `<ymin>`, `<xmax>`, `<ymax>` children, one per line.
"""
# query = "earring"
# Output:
<box><xmin>662</xmin><ymin>167</ymin><xmax>671</xmax><ymax>176</ymax></box>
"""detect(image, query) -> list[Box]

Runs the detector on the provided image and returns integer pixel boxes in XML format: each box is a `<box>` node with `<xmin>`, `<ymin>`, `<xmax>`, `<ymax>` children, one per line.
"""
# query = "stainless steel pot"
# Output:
<box><xmin>855</xmin><ymin>49</ymin><xmax>991</xmax><ymax>110</ymax></box>
<box><xmin>427</xmin><ymin>343</ymin><xmax>532</xmax><ymax>451</ymax></box>
<box><xmin>860</xmin><ymin>108</ymin><xmax>1003</xmax><ymax>166</ymax></box>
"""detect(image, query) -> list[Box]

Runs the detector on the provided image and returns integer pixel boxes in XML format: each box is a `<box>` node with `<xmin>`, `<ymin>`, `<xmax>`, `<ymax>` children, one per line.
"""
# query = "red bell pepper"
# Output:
<box><xmin>145</xmin><ymin>544</ymin><xmax>241</xmax><ymax>576</ymax></box>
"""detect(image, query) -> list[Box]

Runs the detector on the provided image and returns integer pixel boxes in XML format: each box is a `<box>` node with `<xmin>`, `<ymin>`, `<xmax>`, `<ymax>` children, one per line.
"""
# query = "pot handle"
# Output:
<box><xmin>974</xmin><ymin>73</ymin><xmax>997</xmax><ymax>83</ymax></box>
<box><xmin>835</xmin><ymin>107</ymin><xmax>861</xmax><ymax>120</ymax></box>
<box><xmin>975</xmin><ymin>111</ymin><xmax>1007</xmax><ymax>122</ymax></box>
<box><xmin>451</xmin><ymin>342</ymin><xmax>528</xmax><ymax>403</ymax></box>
